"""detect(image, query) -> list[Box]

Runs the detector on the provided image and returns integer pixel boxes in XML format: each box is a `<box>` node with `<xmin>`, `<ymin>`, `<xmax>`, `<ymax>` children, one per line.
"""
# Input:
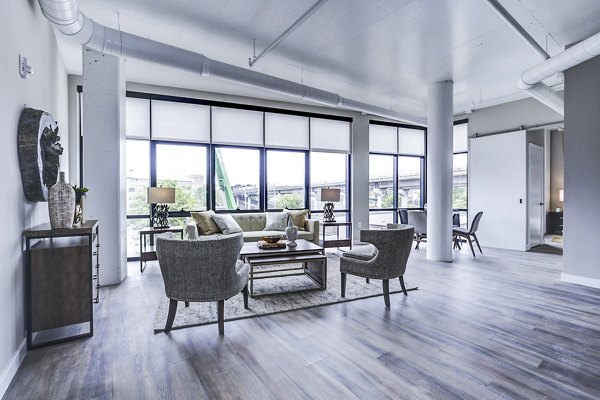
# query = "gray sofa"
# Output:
<box><xmin>186</xmin><ymin>212</ymin><xmax>320</xmax><ymax>246</ymax></box>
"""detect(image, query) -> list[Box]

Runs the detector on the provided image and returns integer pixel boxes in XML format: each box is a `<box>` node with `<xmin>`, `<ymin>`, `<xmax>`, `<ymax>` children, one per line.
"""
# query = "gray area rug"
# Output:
<box><xmin>153</xmin><ymin>255</ymin><xmax>417</xmax><ymax>332</ymax></box>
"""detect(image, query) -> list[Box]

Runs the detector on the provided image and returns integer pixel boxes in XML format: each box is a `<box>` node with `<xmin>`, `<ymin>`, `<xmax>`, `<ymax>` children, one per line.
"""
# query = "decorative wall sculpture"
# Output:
<box><xmin>17</xmin><ymin>108</ymin><xmax>63</xmax><ymax>202</ymax></box>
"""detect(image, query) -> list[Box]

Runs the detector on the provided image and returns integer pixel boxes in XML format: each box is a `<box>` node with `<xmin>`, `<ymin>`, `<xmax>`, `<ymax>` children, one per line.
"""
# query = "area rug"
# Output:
<box><xmin>153</xmin><ymin>255</ymin><xmax>418</xmax><ymax>332</ymax></box>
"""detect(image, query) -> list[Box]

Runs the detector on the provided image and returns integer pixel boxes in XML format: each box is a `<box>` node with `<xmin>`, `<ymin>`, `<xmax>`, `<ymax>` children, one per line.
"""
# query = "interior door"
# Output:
<box><xmin>528</xmin><ymin>144</ymin><xmax>544</xmax><ymax>249</ymax></box>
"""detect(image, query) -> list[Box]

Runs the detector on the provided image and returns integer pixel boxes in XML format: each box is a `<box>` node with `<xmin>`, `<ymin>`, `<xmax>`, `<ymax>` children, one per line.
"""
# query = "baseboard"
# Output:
<box><xmin>561</xmin><ymin>273</ymin><xmax>600</xmax><ymax>289</ymax></box>
<box><xmin>0</xmin><ymin>339</ymin><xmax>26</xmax><ymax>398</ymax></box>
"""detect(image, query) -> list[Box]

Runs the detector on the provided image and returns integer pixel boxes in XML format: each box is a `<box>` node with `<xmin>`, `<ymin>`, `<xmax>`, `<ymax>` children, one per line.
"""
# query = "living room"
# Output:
<box><xmin>2</xmin><ymin>0</ymin><xmax>600</xmax><ymax>398</ymax></box>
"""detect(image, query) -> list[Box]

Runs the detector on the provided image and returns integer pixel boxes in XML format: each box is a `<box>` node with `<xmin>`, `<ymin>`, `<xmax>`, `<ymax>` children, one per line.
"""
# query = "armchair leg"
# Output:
<box><xmin>467</xmin><ymin>237</ymin><xmax>476</xmax><ymax>257</ymax></box>
<box><xmin>399</xmin><ymin>276</ymin><xmax>408</xmax><ymax>296</ymax></box>
<box><xmin>341</xmin><ymin>272</ymin><xmax>347</xmax><ymax>298</ymax></box>
<box><xmin>185</xmin><ymin>301</ymin><xmax>189</xmax><ymax>307</ymax></box>
<box><xmin>217</xmin><ymin>300</ymin><xmax>225</xmax><ymax>335</ymax></box>
<box><xmin>415</xmin><ymin>235</ymin><xmax>420</xmax><ymax>250</ymax></box>
<box><xmin>383</xmin><ymin>279</ymin><xmax>390</xmax><ymax>308</ymax></box>
<box><xmin>366</xmin><ymin>278</ymin><xmax>370</xmax><ymax>284</ymax></box>
<box><xmin>242</xmin><ymin>284</ymin><xmax>249</xmax><ymax>309</ymax></box>
<box><xmin>473</xmin><ymin>234</ymin><xmax>483</xmax><ymax>253</ymax></box>
<box><xmin>164</xmin><ymin>300</ymin><xmax>178</xmax><ymax>333</ymax></box>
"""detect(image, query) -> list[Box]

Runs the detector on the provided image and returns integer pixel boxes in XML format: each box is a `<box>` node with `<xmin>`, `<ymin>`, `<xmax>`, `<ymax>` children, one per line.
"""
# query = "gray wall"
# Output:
<box><xmin>0</xmin><ymin>4</ymin><xmax>69</xmax><ymax>395</ymax></box>
<box><xmin>563</xmin><ymin>54</ymin><xmax>600</xmax><ymax>284</ymax></box>
<box><xmin>467</xmin><ymin>96</ymin><xmax>563</xmax><ymax>137</ymax></box>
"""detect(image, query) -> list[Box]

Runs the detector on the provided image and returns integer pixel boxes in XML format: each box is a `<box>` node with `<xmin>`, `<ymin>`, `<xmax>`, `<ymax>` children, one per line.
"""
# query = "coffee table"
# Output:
<box><xmin>239</xmin><ymin>239</ymin><xmax>327</xmax><ymax>298</ymax></box>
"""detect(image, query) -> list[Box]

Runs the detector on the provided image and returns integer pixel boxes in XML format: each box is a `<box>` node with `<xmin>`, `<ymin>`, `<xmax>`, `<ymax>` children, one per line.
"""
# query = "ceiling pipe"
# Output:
<box><xmin>249</xmin><ymin>0</ymin><xmax>328</xmax><ymax>67</ymax></box>
<box><xmin>39</xmin><ymin>0</ymin><xmax>426</xmax><ymax>126</ymax></box>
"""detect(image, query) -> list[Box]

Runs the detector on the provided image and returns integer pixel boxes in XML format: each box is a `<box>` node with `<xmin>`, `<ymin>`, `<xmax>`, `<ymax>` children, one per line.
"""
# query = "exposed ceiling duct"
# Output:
<box><xmin>38</xmin><ymin>0</ymin><xmax>426</xmax><ymax>126</ymax></box>
<box><xmin>484</xmin><ymin>0</ymin><xmax>600</xmax><ymax>116</ymax></box>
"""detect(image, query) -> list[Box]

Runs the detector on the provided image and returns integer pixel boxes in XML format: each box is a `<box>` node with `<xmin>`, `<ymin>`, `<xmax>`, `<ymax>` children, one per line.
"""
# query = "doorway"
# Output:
<box><xmin>528</xmin><ymin>144</ymin><xmax>544</xmax><ymax>249</ymax></box>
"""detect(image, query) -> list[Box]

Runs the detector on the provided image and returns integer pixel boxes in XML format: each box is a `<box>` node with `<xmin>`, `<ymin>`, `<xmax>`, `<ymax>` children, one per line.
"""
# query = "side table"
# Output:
<box><xmin>319</xmin><ymin>221</ymin><xmax>352</xmax><ymax>250</ymax></box>
<box><xmin>139</xmin><ymin>226</ymin><xmax>184</xmax><ymax>272</ymax></box>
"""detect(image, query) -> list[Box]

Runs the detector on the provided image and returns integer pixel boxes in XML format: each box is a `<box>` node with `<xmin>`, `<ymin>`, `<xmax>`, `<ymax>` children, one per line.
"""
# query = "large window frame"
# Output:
<box><xmin>89</xmin><ymin>89</ymin><xmax>353</xmax><ymax>260</ymax></box>
<box><xmin>453</xmin><ymin>119</ymin><xmax>469</xmax><ymax>227</ymax></box>
<box><xmin>368</xmin><ymin>121</ymin><xmax>427</xmax><ymax>226</ymax></box>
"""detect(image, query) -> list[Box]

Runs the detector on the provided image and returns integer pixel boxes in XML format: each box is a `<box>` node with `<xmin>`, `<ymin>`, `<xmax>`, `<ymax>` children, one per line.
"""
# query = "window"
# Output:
<box><xmin>126</xmin><ymin>139</ymin><xmax>150</xmax><ymax>258</ymax></box>
<box><xmin>310</xmin><ymin>152</ymin><xmax>348</xmax><ymax>212</ymax></box>
<box><xmin>125</xmin><ymin>98</ymin><xmax>150</xmax><ymax>139</ymax></box>
<box><xmin>265</xmin><ymin>113</ymin><xmax>309</xmax><ymax>150</ymax></box>
<box><xmin>151</xmin><ymin>100</ymin><xmax>210</xmax><ymax>143</ymax></box>
<box><xmin>212</xmin><ymin>107</ymin><xmax>263</xmax><ymax>146</ymax></box>
<box><xmin>453</xmin><ymin>121</ymin><xmax>469</xmax><ymax>227</ymax></box>
<box><xmin>266</xmin><ymin>150</ymin><xmax>306</xmax><ymax>209</ymax></box>
<box><xmin>156</xmin><ymin>143</ymin><xmax>208</xmax><ymax>212</ymax></box>
<box><xmin>214</xmin><ymin>147</ymin><xmax>260</xmax><ymax>210</ymax></box>
<box><xmin>369</xmin><ymin>154</ymin><xmax>394</xmax><ymax>209</ymax></box>
<box><xmin>310</xmin><ymin>118</ymin><xmax>351</xmax><ymax>152</ymax></box>
<box><xmin>398</xmin><ymin>156</ymin><xmax>422</xmax><ymax>208</ymax></box>
<box><xmin>398</xmin><ymin>127</ymin><xmax>425</xmax><ymax>156</ymax></box>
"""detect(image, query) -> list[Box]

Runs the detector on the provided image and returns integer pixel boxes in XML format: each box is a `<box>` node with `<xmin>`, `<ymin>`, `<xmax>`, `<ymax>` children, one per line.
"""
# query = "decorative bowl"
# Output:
<box><xmin>261</xmin><ymin>235</ymin><xmax>282</xmax><ymax>243</ymax></box>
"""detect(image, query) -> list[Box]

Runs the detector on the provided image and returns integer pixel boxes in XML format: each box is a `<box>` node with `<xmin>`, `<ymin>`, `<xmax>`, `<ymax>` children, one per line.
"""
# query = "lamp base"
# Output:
<box><xmin>152</xmin><ymin>204</ymin><xmax>170</xmax><ymax>229</ymax></box>
<box><xmin>323</xmin><ymin>202</ymin><xmax>336</xmax><ymax>222</ymax></box>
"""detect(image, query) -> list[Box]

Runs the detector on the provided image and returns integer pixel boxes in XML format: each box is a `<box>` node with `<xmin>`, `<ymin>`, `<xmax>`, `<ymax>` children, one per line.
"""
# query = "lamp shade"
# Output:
<box><xmin>147</xmin><ymin>187</ymin><xmax>175</xmax><ymax>204</ymax></box>
<box><xmin>321</xmin><ymin>188</ymin><xmax>341</xmax><ymax>202</ymax></box>
<box><xmin>559</xmin><ymin>189</ymin><xmax>564</xmax><ymax>202</ymax></box>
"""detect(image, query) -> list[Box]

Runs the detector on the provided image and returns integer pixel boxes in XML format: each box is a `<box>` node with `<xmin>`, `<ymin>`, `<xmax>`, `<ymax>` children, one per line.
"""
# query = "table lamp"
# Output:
<box><xmin>321</xmin><ymin>188</ymin><xmax>341</xmax><ymax>222</ymax></box>
<box><xmin>147</xmin><ymin>186</ymin><xmax>175</xmax><ymax>228</ymax></box>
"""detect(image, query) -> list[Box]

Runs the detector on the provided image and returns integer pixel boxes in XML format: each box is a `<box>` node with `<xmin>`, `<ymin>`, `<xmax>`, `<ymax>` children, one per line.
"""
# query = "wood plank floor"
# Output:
<box><xmin>5</xmin><ymin>245</ymin><xmax>600</xmax><ymax>399</ymax></box>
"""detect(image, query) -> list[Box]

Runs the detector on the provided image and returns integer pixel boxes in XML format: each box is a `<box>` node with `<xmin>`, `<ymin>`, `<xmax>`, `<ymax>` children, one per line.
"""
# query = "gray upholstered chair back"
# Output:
<box><xmin>156</xmin><ymin>233</ymin><xmax>245</xmax><ymax>302</ymax></box>
<box><xmin>354</xmin><ymin>227</ymin><xmax>414</xmax><ymax>279</ymax></box>
<box><xmin>407</xmin><ymin>210</ymin><xmax>427</xmax><ymax>234</ymax></box>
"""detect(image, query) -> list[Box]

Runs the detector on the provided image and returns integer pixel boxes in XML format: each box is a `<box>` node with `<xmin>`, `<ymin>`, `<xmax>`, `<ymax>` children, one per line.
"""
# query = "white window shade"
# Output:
<box><xmin>126</xmin><ymin>98</ymin><xmax>150</xmax><ymax>139</ymax></box>
<box><xmin>369</xmin><ymin>124</ymin><xmax>398</xmax><ymax>154</ymax></box>
<box><xmin>151</xmin><ymin>100</ymin><xmax>210</xmax><ymax>142</ymax></box>
<box><xmin>212</xmin><ymin>107</ymin><xmax>264</xmax><ymax>146</ymax></box>
<box><xmin>398</xmin><ymin>127</ymin><xmax>425</xmax><ymax>155</ymax></box>
<box><xmin>453</xmin><ymin>123</ymin><xmax>468</xmax><ymax>153</ymax></box>
<box><xmin>310</xmin><ymin>118</ymin><xmax>351</xmax><ymax>153</ymax></box>
<box><xmin>265</xmin><ymin>113</ymin><xmax>309</xmax><ymax>149</ymax></box>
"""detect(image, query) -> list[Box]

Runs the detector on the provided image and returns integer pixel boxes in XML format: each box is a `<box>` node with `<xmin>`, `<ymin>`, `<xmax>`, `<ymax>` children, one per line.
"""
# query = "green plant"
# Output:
<box><xmin>71</xmin><ymin>185</ymin><xmax>89</xmax><ymax>194</ymax></box>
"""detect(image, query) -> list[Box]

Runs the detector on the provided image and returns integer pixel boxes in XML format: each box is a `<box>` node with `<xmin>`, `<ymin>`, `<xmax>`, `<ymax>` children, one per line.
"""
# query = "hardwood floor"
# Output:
<box><xmin>5</xmin><ymin>245</ymin><xmax>600</xmax><ymax>399</ymax></box>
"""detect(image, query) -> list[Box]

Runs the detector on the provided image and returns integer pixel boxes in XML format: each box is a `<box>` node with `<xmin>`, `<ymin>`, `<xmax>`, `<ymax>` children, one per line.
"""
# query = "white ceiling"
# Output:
<box><xmin>54</xmin><ymin>0</ymin><xmax>600</xmax><ymax>120</ymax></box>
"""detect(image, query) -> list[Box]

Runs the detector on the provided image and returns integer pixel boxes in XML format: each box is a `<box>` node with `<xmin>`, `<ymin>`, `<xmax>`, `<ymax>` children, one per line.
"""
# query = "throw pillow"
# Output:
<box><xmin>264</xmin><ymin>212</ymin><xmax>289</xmax><ymax>231</ymax></box>
<box><xmin>211</xmin><ymin>214</ymin><xmax>243</xmax><ymax>235</ymax></box>
<box><xmin>284</xmin><ymin>209</ymin><xmax>309</xmax><ymax>231</ymax></box>
<box><xmin>190</xmin><ymin>210</ymin><xmax>220</xmax><ymax>235</ymax></box>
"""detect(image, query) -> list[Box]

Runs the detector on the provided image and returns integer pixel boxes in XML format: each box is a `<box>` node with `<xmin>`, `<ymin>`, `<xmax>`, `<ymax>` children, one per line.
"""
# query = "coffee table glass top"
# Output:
<box><xmin>240</xmin><ymin>239</ymin><xmax>323</xmax><ymax>258</ymax></box>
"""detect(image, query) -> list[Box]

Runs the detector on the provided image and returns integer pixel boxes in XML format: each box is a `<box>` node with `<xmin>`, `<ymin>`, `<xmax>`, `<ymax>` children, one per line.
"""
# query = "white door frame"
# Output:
<box><xmin>527</xmin><ymin>143</ymin><xmax>545</xmax><ymax>249</ymax></box>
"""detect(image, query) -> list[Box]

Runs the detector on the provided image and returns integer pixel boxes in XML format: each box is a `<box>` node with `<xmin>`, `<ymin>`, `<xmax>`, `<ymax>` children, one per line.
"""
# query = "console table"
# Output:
<box><xmin>23</xmin><ymin>220</ymin><xmax>100</xmax><ymax>349</ymax></box>
<box><xmin>547</xmin><ymin>211</ymin><xmax>563</xmax><ymax>234</ymax></box>
<box><xmin>319</xmin><ymin>221</ymin><xmax>352</xmax><ymax>249</ymax></box>
<box><xmin>139</xmin><ymin>226</ymin><xmax>184</xmax><ymax>272</ymax></box>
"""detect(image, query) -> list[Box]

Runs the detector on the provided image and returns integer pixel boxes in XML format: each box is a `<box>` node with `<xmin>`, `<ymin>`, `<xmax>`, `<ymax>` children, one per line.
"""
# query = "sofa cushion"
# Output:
<box><xmin>285</xmin><ymin>209</ymin><xmax>309</xmax><ymax>231</ymax></box>
<box><xmin>342</xmin><ymin>244</ymin><xmax>377</xmax><ymax>261</ymax></box>
<box><xmin>264</xmin><ymin>212</ymin><xmax>289</xmax><ymax>231</ymax></box>
<box><xmin>296</xmin><ymin>230</ymin><xmax>314</xmax><ymax>241</ymax></box>
<box><xmin>231</xmin><ymin>213</ymin><xmax>266</xmax><ymax>232</ymax></box>
<box><xmin>190</xmin><ymin>210</ymin><xmax>220</xmax><ymax>235</ymax></box>
<box><xmin>211</xmin><ymin>214</ymin><xmax>243</xmax><ymax>234</ymax></box>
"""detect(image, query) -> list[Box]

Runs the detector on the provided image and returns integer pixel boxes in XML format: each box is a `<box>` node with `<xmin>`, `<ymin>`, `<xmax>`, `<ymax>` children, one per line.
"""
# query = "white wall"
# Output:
<box><xmin>470</xmin><ymin>131</ymin><xmax>528</xmax><ymax>251</ymax></box>
<box><xmin>562</xmin><ymin>54</ymin><xmax>600</xmax><ymax>288</ymax></box>
<box><xmin>0</xmin><ymin>2</ymin><xmax>69</xmax><ymax>396</ymax></box>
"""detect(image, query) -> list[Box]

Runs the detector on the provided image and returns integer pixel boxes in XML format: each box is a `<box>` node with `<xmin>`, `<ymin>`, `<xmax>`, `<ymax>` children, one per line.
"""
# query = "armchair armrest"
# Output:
<box><xmin>304</xmin><ymin>219</ymin><xmax>320</xmax><ymax>246</ymax></box>
<box><xmin>186</xmin><ymin>222</ymin><xmax>199</xmax><ymax>240</ymax></box>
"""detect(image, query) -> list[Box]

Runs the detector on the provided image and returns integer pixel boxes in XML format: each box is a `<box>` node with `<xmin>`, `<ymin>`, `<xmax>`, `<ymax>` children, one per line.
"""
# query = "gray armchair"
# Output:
<box><xmin>407</xmin><ymin>210</ymin><xmax>427</xmax><ymax>249</ymax></box>
<box><xmin>156</xmin><ymin>233</ymin><xmax>249</xmax><ymax>334</ymax></box>
<box><xmin>340</xmin><ymin>227</ymin><xmax>414</xmax><ymax>307</ymax></box>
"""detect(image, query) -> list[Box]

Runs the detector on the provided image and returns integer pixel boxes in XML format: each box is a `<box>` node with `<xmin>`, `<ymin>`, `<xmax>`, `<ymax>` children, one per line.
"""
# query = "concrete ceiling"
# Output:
<box><xmin>54</xmin><ymin>0</ymin><xmax>600</xmax><ymax>120</ymax></box>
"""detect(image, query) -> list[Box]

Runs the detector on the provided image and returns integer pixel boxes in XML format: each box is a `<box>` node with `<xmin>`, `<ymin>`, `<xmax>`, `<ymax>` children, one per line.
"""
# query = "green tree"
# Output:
<box><xmin>381</xmin><ymin>192</ymin><xmax>394</xmax><ymax>208</ymax></box>
<box><xmin>275</xmin><ymin>192</ymin><xmax>304</xmax><ymax>209</ymax></box>
<box><xmin>453</xmin><ymin>187</ymin><xmax>467</xmax><ymax>209</ymax></box>
<box><xmin>157</xmin><ymin>179</ymin><xmax>202</xmax><ymax>211</ymax></box>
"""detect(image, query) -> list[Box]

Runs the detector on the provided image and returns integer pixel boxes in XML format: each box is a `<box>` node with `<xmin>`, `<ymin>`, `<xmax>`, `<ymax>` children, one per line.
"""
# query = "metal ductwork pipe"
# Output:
<box><xmin>39</xmin><ymin>0</ymin><xmax>426</xmax><ymax>126</ymax></box>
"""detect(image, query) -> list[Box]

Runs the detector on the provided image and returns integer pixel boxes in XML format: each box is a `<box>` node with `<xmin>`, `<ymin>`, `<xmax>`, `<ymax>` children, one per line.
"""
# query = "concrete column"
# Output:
<box><xmin>351</xmin><ymin>114</ymin><xmax>370</xmax><ymax>241</ymax></box>
<box><xmin>426</xmin><ymin>81</ymin><xmax>453</xmax><ymax>262</ymax></box>
<box><xmin>83</xmin><ymin>48</ymin><xmax>127</xmax><ymax>285</ymax></box>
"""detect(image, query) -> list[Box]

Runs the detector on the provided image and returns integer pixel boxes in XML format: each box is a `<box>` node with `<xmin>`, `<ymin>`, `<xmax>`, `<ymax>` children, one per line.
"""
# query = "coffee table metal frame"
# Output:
<box><xmin>239</xmin><ymin>240</ymin><xmax>327</xmax><ymax>298</ymax></box>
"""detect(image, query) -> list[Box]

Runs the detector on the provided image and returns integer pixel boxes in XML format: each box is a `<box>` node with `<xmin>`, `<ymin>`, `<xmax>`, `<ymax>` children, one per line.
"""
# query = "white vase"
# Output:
<box><xmin>285</xmin><ymin>218</ymin><xmax>298</xmax><ymax>247</ymax></box>
<box><xmin>48</xmin><ymin>172</ymin><xmax>75</xmax><ymax>229</ymax></box>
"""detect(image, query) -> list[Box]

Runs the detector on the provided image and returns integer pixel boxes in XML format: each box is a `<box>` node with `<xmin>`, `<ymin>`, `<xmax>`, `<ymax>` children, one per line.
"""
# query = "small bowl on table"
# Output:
<box><xmin>261</xmin><ymin>235</ymin><xmax>282</xmax><ymax>244</ymax></box>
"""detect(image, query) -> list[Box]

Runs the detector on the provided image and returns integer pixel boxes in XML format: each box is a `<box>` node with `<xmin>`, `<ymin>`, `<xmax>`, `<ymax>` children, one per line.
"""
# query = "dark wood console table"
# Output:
<box><xmin>23</xmin><ymin>220</ymin><xmax>99</xmax><ymax>349</ymax></box>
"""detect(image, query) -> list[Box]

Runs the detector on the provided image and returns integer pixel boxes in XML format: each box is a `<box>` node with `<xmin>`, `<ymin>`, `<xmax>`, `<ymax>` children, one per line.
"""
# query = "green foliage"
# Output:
<box><xmin>128</xmin><ymin>179</ymin><xmax>206</xmax><ymax>215</ymax></box>
<box><xmin>275</xmin><ymin>192</ymin><xmax>304</xmax><ymax>209</ymax></box>
<box><xmin>453</xmin><ymin>186</ymin><xmax>467</xmax><ymax>209</ymax></box>
<box><xmin>381</xmin><ymin>192</ymin><xmax>394</xmax><ymax>208</ymax></box>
